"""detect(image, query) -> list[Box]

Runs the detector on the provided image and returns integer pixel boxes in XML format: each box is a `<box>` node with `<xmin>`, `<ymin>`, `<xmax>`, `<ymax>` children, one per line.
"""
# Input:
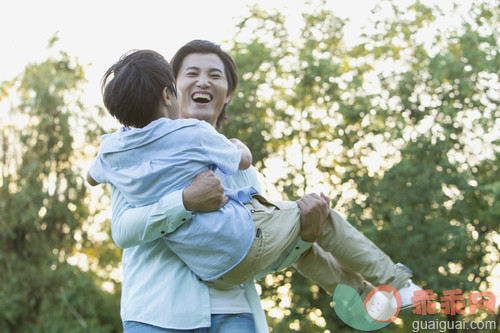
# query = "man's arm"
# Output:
<box><xmin>112</xmin><ymin>170</ymin><xmax>227</xmax><ymax>248</ymax></box>
<box><xmin>254</xmin><ymin>192</ymin><xmax>331</xmax><ymax>278</ymax></box>
<box><xmin>111</xmin><ymin>187</ymin><xmax>191</xmax><ymax>248</ymax></box>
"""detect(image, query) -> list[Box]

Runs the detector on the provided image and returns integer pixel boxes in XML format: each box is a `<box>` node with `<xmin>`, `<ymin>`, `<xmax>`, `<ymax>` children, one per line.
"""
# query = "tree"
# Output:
<box><xmin>0</xmin><ymin>38</ymin><xmax>121</xmax><ymax>332</ymax></box>
<box><xmin>224</xmin><ymin>0</ymin><xmax>499</xmax><ymax>331</ymax></box>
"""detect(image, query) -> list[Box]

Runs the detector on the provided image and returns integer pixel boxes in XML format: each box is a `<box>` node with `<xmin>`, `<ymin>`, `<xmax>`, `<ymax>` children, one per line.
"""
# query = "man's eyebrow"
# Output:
<box><xmin>184</xmin><ymin>66</ymin><xmax>200</xmax><ymax>72</ymax></box>
<box><xmin>209</xmin><ymin>68</ymin><xmax>224</xmax><ymax>73</ymax></box>
<box><xmin>184</xmin><ymin>66</ymin><xmax>224</xmax><ymax>74</ymax></box>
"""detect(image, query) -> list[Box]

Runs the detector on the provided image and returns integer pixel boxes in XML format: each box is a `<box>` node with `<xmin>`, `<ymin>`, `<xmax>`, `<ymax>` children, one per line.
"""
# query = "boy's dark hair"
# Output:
<box><xmin>170</xmin><ymin>40</ymin><xmax>238</xmax><ymax>130</ymax></box>
<box><xmin>101</xmin><ymin>49</ymin><xmax>177</xmax><ymax>128</ymax></box>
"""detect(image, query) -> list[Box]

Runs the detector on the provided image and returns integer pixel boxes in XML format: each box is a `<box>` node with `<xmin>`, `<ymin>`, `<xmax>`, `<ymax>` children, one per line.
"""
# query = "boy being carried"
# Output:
<box><xmin>88</xmin><ymin>49</ymin><xmax>422</xmax><ymax>311</ymax></box>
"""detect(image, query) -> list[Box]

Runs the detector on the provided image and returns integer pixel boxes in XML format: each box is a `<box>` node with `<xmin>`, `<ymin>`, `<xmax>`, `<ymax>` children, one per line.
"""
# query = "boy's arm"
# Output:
<box><xmin>229</xmin><ymin>138</ymin><xmax>252</xmax><ymax>170</ymax></box>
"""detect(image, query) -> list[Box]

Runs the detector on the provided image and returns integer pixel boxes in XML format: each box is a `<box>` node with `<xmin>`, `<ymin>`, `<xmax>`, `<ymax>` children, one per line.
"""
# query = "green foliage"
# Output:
<box><xmin>229</xmin><ymin>0</ymin><xmax>499</xmax><ymax>331</ymax></box>
<box><xmin>3</xmin><ymin>1</ymin><xmax>499</xmax><ymax>331</ymax></box>
<box><xmin>0</xmin><ymin>45</ymin><xmax>121</xmax><ymax>332</ymax></box>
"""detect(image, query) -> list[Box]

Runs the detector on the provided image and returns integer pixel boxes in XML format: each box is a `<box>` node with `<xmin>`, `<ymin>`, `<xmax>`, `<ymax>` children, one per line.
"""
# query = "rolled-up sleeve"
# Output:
<box><xmin>111</xmin><ymin>186</ymin><xmax>194</xmax><ymax>249</ymax></box>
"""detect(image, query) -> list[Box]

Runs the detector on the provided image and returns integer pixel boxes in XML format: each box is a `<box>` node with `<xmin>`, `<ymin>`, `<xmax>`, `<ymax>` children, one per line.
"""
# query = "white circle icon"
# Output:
<box><xmin>364</xmin><ymin>285</ymin><xmax>401</xmax><ymax>322</ymax></box>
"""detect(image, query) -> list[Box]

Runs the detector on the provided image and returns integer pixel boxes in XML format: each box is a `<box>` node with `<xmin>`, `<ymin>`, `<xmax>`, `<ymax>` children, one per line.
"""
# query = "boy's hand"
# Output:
<box><xmin>229</xmin><ymin>138</ymin><xmax>252</xmax><ymax>170</ymax></box>
<box><xmin>86</xmin><ymin>171</ymin><xmax>99</xmax><ymax>186</ymax></box>
<box><xmin>297</xmin><ymin>192</ymin><xmax>330</xmax><ymax>242</ymax></box>
<box><xmin>182</xmin><ymin>170</ymin><xmax>228</xmax><ymax>211</ymax></box>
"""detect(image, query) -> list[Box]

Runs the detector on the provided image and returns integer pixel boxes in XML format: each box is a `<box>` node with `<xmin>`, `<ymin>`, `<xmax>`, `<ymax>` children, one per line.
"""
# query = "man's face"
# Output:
<box><xmin>176</xmin><ymin>53</ymin><xmax>229</xmax><ymax>127</ymax></box>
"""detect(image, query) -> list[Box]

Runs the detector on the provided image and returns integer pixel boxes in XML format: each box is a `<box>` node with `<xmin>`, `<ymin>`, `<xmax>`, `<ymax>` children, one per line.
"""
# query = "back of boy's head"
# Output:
<box><xmin>102</xmin><ymin>49</ymin><xmax>176</xmax><ymax>128</ymax></box>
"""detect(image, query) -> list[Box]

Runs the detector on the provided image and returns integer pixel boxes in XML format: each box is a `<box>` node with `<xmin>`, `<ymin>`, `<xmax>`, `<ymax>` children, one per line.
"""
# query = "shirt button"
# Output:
<box><xmin>160</xmin><ymin>231</ymin><xmax>166</xmax><ymax>234</ymax></box>
<box><xmin>182</xmin><ymin>218</ymin><xmax>187</xmax><ymax>221</ymax></box>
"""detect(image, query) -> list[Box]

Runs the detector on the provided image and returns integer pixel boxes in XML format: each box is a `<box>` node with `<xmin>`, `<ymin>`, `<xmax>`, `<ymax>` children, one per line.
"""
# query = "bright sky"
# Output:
<box><xmin>1</xmin><ymin>0</ymin><xmax>448</xmax><ymax>112</ymax></box>
<box><xmin>1</xmin><ymin>0</ymin><xmax>470</xmax><ymax>123</ymax></box>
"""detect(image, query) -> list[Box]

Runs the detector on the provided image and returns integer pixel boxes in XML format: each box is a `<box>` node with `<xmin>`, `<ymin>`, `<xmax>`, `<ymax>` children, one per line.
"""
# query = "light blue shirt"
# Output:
<box><xmin>111</xmin><ymin>167</ymin><xmax>269</xmax><ymax>332</ymax></box>
<box><xmin>100</xmin><ymin>118</ymin><xmax>312</xmax><ymax>331</ymax></box>
<box><xmin>89</xmin><ymin>118</ymin><xmax>256</xmax><ymax>280</ymax></box>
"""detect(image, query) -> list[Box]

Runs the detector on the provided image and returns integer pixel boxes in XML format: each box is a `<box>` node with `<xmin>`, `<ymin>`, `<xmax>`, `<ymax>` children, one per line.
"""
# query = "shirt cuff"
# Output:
<box><xmin>145</xmin><ymin>190</ymin><xmax>194</xmax><ymax>238</ymax></box>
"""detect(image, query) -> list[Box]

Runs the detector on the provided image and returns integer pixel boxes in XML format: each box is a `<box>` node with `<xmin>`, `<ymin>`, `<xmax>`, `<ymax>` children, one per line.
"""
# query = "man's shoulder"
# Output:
<box><xmin>158</xmin><ymin>118</ymin><xmax>211</xmax><ymax>131</ymax></box>
<box><xmin>169</xmin><ymin>119</ymin><xmax>218</xmax><ymax>136</ymax></box>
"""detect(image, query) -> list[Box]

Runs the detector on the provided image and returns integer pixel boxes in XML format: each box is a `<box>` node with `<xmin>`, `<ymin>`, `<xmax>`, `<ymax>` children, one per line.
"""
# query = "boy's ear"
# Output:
<box><xmin>162</xmin><ymin>87</ymin><xmax>172</xmax><ymax>106</ymax></box>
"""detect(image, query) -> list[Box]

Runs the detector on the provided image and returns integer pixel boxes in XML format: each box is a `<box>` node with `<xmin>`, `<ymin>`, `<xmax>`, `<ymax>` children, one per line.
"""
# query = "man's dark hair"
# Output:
<box><xmin>170</xmin><ymin>40</ymin><xmax>238</xmax><ymax>130</ymax></box>
<box><xmin>102</xmin><ymin>49</ymin><xmax>177</xmax><ymax>128</ymax></box>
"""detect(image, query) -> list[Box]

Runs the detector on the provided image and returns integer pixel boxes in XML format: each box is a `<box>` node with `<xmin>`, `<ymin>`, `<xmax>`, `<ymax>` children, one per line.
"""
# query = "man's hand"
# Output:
<box><xmin>296</xmin><ymin>192</ymin><xmax>330</xmax><ymax>242</ymax></box>
<box><xmin>182</xmin><ymin>170</ymin><xmax>228</xmax><ymax>211</ymax></box>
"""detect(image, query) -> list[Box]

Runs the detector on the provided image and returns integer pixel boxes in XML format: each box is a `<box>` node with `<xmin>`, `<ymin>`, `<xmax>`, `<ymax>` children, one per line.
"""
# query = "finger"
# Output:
<box><xmin>297</xmin><ymin>197</ymin><xmax>313</xmax><ymax>211</ymax></box>
<box><xmin>307</xmin><ymin>193</ymin><xmax>321</xmax><ymax>200</ymax></box>
<box><xmin>297</xmin><ymin>196</ymin><xmax>314</xmax><ymax>209</ymax></box>
<box><xmin>201</xmin><ymin>171</ymin><xmax>222</xmax><ymax>186</ymax></box>
<box><xmin>201</xmin><ymin>170</ymin><xmax>216</xmax><ymax>177</ymax></box>
<box><xmin>194</xmin><ymin>170</ymin><xmax>212</xmax><ymax>180</ymax></box>
<box><xmin>220</xmin><ymin>195</ymin><xmax>229</xmax><ymax>207</ymax></box>
<box><xmin>300</xmin><ymin>193</ymin><xmax>320</xmax><ymax>204</ymax></box>
<box><xmin>310</xmin><ymin>194</ymin><xmax>326</xmax><ymax>207</ymax></box>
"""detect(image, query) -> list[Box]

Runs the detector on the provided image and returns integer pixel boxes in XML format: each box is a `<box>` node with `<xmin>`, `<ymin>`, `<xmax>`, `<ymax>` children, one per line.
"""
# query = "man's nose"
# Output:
<box><xmin>196</xmin><ymin>75</ymin><xmax>210</xmax><ymax>87</ymax></box>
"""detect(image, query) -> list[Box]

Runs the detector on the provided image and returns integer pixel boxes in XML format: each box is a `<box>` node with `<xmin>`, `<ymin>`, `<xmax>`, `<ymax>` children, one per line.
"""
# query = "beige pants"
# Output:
<box><xmin>210</xmin><ymin>195</ymin><xmax>411</xmax><ymax>293</ymax></box>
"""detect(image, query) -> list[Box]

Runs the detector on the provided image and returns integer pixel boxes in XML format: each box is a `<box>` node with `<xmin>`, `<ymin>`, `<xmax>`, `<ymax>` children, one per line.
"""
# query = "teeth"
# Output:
<box><xmin>193</xmin><ymin>93</ymin><xmax>212</xmax><ymax>102</ymax></box>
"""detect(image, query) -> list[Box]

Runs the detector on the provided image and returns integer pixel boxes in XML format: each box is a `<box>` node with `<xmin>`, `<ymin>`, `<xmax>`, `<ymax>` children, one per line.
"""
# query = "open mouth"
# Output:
<box><xmin>192</xmin><ymin>92</ymin><xmax>212</xmax><ymax>104</ymax></box>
